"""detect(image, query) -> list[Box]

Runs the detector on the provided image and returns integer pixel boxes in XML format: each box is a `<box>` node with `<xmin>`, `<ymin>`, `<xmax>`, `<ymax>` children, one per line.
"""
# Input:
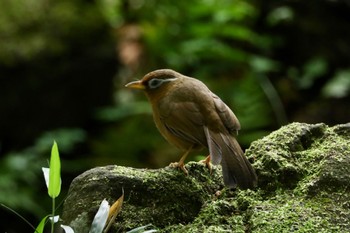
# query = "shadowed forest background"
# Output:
<box><xmin>0</xmin><ymin>0</ymin><xmax>349</xmax><ymax>232</ymax></box>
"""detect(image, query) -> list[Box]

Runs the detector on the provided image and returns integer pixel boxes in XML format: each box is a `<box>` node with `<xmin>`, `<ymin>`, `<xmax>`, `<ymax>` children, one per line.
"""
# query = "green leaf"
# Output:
<box><xmin>48</xmin><ymin>141</ymin><xmax>61</xmax><ymax>198</ymax></box>
<box><xmin>35</xmin><ymin>215</ymin><xmax>50</xmax><ymax>233</ymax></box>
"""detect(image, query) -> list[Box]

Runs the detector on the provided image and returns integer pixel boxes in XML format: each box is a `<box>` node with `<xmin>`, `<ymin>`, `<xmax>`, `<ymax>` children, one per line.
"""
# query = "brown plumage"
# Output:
<box><xmin>125</xmin><ymin>69</ymin><xmax>257</xmax><ymax>189</ymax></box>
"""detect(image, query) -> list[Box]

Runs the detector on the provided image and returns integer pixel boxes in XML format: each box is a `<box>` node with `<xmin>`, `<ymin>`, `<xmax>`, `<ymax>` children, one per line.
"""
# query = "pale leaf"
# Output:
<box><xmin>89</xmin><ymin>199</ymin><xmax>110</xmax><ymax>233</ymax></box>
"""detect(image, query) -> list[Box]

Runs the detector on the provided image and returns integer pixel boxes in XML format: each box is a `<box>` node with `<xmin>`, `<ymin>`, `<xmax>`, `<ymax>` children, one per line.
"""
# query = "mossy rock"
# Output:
<box><xmin>62</xmin><ymin>122</ymin><xmax>350</xmax><ymax>232</ymax></box>
<box><xmin>62</xmin><ymin>162</ymin><xmax>223</xmax><ymax>232</ymax></box>
<box><xmin>249</xmin><ymin>122</ymin><xmax>350</xmax><ymax>194</ymax></box>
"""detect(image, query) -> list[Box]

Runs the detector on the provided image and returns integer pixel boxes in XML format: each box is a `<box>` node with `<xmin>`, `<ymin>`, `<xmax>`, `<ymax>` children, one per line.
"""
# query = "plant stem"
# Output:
<box><xmin>51</xmin><ymin>197</ymin><xmax>55</xmax><ymax>233</ymax></box>
<box><xmin>1</xmin><ymin>204</ymin><xmax>36</xmax><ymax>230</ymax></box>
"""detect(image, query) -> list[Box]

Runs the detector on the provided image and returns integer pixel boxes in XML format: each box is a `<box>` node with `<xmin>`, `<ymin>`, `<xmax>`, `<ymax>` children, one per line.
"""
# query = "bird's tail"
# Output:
<box><xmin>204</xmin><ymin>126</ymin><xmax>257</xmax><ymax>189</ymax></box>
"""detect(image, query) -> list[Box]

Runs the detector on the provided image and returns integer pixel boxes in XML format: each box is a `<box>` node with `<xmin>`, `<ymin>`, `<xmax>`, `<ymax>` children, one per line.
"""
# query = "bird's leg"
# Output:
<box><xmin>200</xmin><ymin>155</ymin><xmax>212</xmax><ymax>174</ymax></box>
<box><xmin>169</xmin><ymin>146</ymin><xmax>192</xmax><ymax>175</ymax></box>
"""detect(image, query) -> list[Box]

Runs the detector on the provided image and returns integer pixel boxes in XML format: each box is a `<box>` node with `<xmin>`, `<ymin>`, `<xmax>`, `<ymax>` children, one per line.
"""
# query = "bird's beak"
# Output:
<box><xmin>125</xmin><ymin>80</ymin><xmax>146</xmax><ymax>90</ymax></box>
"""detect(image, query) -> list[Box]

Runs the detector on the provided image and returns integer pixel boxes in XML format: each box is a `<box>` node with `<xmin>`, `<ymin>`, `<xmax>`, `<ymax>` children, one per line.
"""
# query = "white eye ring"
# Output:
<box><xmin>148</xmin><ymin>78</ymin><xmax>163</xmax><ymax>89</ymax></box>
<box><xmin>148</xmin><ymin>77</ymin><xmax>178</xmax><ymax>89</ymax></box>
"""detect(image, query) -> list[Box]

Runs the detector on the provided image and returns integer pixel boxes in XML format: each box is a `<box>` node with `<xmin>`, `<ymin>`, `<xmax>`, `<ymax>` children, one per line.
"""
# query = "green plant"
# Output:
<box><xmin>36</xmin><ymin>141</ymin><xmax>73</xmax><ymax>233</ymax></box>
<box><xmin>3</xmin><ymin>141</ymin><xmax>157</xmax><ymax>232</ymax></box>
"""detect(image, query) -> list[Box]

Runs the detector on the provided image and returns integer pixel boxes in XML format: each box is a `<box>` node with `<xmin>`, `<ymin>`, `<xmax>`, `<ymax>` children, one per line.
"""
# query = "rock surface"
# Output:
<box><xmin>62</xmin><ymin>122</ymin><xmax>350</xmax><ymax>232</ymax></box>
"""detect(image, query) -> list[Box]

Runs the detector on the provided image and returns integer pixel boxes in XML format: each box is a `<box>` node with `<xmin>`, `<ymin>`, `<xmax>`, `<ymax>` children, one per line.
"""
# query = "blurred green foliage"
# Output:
<box><xmin>0</xmin><ymin>0</ymin><xmax>106</xmax><ymax>64</ymax></box>
<box><xmin>0</xmin><ymin>0</ymin><xmax>115</xmax><ymax>151</ymax></box>
<box><xmin>322</xmin><ymin>69</ymin><xmax>350</xmax><ymax>98</ymax></box>
<box><xmin>0</xmin><ymin>128</ymin><xmax>85</xmax><ymax>212</ymax></box>
<box><xmin>1</xmin><ymin>0</ymin><xmax>350</xmax><ymax>231</ymax></box>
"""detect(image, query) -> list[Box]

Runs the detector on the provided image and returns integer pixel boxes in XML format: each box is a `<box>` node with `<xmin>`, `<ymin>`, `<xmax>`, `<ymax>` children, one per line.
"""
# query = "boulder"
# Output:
<box><xmin>62</xmin><ymin>122</ymin><xmax>350</xmax><ymax>232</ymax></box>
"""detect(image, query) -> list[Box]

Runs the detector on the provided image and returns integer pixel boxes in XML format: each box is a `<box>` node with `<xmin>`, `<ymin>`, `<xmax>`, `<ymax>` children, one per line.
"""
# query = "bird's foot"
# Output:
<box><xmin>199</xmin><ymin>155</ymin><xmax>212</xmax><ymax>174</ymax></box>
<box><xmin>169</xmin><ymin>161</ymin><xmax>189</xmax><ymax>175</ymax></box>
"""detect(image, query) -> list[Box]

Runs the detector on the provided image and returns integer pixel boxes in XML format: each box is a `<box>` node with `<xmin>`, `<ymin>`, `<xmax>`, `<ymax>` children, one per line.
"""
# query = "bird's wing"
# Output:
<box><xmin>212</xmin><ymin>94</ymin><xmax>241</xmax><ymax>135</ymax></box>
<box><xmin>158</xmin><ymin>100</ymin><xmax>207</xmax><ymax>146</ymax></box>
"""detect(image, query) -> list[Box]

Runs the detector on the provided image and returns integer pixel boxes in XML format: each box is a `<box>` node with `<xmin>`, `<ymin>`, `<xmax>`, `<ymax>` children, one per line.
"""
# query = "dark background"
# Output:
<box><xmin>0</xmin><ymin>0</ymin><xmax>349</xmax><ymax>232</ymax></box>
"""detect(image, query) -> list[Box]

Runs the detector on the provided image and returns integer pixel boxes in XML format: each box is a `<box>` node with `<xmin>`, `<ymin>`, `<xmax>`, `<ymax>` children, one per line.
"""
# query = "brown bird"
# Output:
<box><xmin>125</xmin><ymin>69</ymin><xmax>257</xmax><ymax>189</ymax></box>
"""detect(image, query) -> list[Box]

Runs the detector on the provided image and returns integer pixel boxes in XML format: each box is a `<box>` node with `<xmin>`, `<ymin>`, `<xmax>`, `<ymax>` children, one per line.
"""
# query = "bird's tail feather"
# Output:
<box><xmin>204</xmin><ymin>126</ymin><xmax>257</xmax><ymax>189</ymax></box>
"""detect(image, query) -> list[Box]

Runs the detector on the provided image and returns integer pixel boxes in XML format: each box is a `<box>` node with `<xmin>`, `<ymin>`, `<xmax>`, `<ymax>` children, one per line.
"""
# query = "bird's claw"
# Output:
<box><xmin>200</xmin><ymin>155</ymin><xmax>212</xmax><ymax>174</ymax></box>
<box><xmin>169</xmin><ymin>162</ymin><xmax>189</xmax><ymax>175</ymax></box>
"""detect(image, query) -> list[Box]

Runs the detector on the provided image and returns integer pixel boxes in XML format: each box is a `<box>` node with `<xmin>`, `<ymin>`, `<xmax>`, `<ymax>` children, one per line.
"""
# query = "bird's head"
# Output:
<box><xmin>125</xmin><ymin>69</ymin><xmax>181</xmax><ymax>99</ymax></box>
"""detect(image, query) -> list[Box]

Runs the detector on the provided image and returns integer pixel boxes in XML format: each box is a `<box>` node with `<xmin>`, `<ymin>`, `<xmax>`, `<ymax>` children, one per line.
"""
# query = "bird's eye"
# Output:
<box><xmin>148</xmin><ymin>78</ymin><xmax>163</xmax><ymax>89</ymax></box>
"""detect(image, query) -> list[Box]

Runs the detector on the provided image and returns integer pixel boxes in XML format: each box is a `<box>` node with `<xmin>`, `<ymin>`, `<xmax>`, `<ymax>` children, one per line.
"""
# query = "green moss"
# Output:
<box><xmin>251</xmin><ymin>190</ymin><xmax>350</xmax><ymax>232</ymax></box>
<box><xmin>63</xmin><ymin>123</ymin><xmax>350</xmax><ymax>232</ymax></box>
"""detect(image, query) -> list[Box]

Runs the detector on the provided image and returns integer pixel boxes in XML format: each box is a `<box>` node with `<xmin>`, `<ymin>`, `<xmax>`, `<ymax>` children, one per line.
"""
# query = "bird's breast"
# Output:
<box><xmin>151</xmin><ymin>96</ymin><xmax>205</xmax><ymax>151</ymax></box>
